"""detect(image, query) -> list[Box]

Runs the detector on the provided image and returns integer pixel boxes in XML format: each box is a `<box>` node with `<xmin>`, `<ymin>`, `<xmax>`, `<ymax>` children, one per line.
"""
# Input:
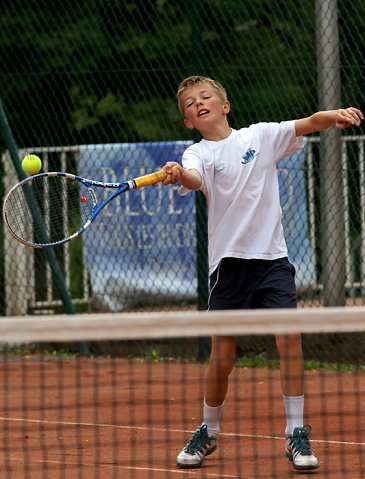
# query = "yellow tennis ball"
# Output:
<box><xmin>22</xmin><ymin>155</ymin><xmax>42</xmax><ymax>175</ymax></box>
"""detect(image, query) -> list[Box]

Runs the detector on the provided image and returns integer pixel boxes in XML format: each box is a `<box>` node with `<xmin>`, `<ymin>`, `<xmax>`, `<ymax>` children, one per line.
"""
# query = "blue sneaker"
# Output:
<box><xmin>285</xmin><ymin>425</ymin><xmax>320</xmax><ymax>470</ymax></box>
<box><xmin>176</xmin><ymin>424</ymin><xmax>217</xmax><ymax>468</ymax></box>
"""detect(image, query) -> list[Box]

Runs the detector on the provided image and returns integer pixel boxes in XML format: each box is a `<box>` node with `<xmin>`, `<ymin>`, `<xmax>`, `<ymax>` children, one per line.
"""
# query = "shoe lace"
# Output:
<box><xmin>293</xmin><ymin>425</ymin><xmax>313</xmax><ymax>455</ymax></box>
<box><xmin>184</xmin><ymin>425</ymin><xmax>209</xmax><ymax>454</ymax></box>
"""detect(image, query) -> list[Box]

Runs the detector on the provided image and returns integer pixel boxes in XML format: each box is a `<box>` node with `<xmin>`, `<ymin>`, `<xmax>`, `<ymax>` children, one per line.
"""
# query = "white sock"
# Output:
<box><xmin>203</xmin><ymin>399</ymin><xmax>224</xmax><ymax>438</ymax></box>
<box><xmin>283</xmin><ymin>395</ymin><xmax>304</xmax><ymax>437</ymax></box>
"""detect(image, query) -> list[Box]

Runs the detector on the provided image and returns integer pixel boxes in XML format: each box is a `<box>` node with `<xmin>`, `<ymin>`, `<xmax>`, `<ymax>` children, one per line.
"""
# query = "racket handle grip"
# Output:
<box><xmin>133</xmin><ymin>170</ymin><xmax>168</xmax><ymax>188</ymax></box>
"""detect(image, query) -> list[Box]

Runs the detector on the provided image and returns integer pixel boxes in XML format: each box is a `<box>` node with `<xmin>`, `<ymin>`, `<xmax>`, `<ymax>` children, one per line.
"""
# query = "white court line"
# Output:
<box><xmin>30</xmin><ymin>459</ymin><xmax>242</xmax><ymax>478</ymax></box>
<box><xmin>1</xmin><ymin>416</ymin><xmax>365</xmax><ymax>447</ymax></box>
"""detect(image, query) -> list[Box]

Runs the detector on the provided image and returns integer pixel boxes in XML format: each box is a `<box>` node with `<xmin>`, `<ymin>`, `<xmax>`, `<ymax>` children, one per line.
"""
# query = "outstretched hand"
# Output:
<box><xmin>335</xmin><ymin>107</ymin><xmax>363</xmax><ymax>129</ymax></box>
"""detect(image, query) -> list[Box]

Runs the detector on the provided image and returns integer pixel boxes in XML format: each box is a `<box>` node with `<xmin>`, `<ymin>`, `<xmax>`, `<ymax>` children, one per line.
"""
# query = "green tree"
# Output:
<box><xmin>0</xmin><ymin>0</ymin><xmax>364</xmax><ymax>148</ymax></box>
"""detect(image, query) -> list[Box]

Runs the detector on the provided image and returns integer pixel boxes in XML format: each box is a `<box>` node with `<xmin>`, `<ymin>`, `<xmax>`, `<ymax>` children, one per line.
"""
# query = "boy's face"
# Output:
<box><xmin>181</xmin><ymin>83</ymin><xmax>230</xmax><ymax>132</ymax></box>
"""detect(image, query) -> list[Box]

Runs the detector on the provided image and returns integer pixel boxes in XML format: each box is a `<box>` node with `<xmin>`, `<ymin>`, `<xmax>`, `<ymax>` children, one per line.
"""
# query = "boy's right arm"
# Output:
<box><xmin>161</xmin><ymin>161</ymin><xmax>202</xmax><ymax>190</ymax></box>
<box><xmin>295</xmin><ymin>107</ymin><xmax>363</xmax><ymax>136</ymax></box>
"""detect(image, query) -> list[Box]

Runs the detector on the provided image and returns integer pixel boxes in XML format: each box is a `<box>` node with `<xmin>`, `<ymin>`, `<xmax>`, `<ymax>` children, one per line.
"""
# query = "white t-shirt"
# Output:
<box><xmin>179</xmin><ymin>120</ymin><xmax>304</xmax><ymax>275</ymax></box>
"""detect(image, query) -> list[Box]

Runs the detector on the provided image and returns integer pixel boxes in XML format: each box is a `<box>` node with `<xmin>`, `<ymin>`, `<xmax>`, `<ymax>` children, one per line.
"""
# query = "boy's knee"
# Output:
<box><xmin>209</xmin><ymin>356</ymin><xmax>235</xmax><ymax>377</ymax></box>
<box><xmin>276</xmin><ymin>333</ymin><xmax>302</xmax><ymax>355</ymax></box>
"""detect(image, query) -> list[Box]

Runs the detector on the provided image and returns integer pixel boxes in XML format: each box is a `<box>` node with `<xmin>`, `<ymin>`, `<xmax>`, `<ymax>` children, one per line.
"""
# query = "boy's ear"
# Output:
<box><xmin>184</xmin><ymin>118</ymin><xmax>194</xmax><ymax>130</ymax></box>
<box><xmin>223</xmin><ymin>100</ymin><xmax>230</xmax><ymax>115</ymax></box>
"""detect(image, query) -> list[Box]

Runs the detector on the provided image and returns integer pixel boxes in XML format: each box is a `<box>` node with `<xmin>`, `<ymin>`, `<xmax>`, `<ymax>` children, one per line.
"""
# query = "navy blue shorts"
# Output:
<box><xmin>208</xmin><ymin>257</ymin><xmax>297</xmax><ymax>310</ymax></box>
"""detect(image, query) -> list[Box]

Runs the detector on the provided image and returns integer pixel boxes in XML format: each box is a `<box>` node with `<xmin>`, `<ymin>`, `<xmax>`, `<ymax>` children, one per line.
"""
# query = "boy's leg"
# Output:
<box><xmin>276</xmin><ymin>333</ymin><xmax>319</xmax><ymax>470</ymax></box>
<box><xmin>255</xmin><ymin>258</ymin><xmax>319</xmax><ymax>471</ymax></box>
<box><xmin>176</xmin><ymin>258</ymin><xmax>249</xmax><ymax>469</ymax></box>
<box><xmin>204</xmin><ymin>336</ymin><xmax>236</xmax><ymax>434</ymax></box>
<box><xmin>176</xmin><ymin>335</ymin><xmax>236</xmax><ymax>468</ymax></box>
<box><xmin>276</xmin><ymin>333</ymin><xmax>305</xmax><ymax>436</ymax></box>
<box><xmin>205</xmin><ymin>336</ymin><xmax>236</xmax><ymax>406</ymax></box>
<box><xmin>276</xmin><ymin>333</ymin><xmax>303</xmax><ymax>398</ymax></box>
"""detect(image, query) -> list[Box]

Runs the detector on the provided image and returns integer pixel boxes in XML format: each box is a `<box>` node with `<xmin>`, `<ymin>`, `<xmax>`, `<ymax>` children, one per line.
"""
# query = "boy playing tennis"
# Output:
<box><xmin>161</xmin><ymin>76</ymin><xmax>363</xmax><ymax>470</ymax></box>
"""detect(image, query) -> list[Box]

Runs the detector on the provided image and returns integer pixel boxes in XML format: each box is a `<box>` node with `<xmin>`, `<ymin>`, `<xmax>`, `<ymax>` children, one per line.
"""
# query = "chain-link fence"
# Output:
<box><xmin>1</xmin><ymin>0</ymin><xmax>365</xmax><ymax>317</ymax></box>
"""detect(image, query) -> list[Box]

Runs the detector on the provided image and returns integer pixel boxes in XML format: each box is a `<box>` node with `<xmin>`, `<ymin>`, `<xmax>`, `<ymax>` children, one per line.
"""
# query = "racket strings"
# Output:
<box><xmin>5</xmin><ymin>176</ymin><xmax>94</xmax><ymax>245</ymax></box>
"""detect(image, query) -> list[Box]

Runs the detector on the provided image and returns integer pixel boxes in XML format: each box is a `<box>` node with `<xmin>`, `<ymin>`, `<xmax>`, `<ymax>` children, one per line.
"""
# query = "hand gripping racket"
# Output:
<box><xmin>3</xmin><ymin>170</ymin><xmax>168</xmax><ymax>248</ymax></box>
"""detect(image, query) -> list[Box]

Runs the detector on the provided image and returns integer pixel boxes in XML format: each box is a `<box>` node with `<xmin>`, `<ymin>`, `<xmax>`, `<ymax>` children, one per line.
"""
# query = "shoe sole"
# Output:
<box><xmin>176</xmin><ymin>444</ymin><xmax>217</xmax><ymax>469</ymax></box>
<box><xmin>285</xmin><ymin>451</ymin><xmax>320</xmax><ymax>470</ymax></box>
<box><xmin>293</xmin><ymin>463</ymin><xmax>320</xmax><ymax>470</ymax></box>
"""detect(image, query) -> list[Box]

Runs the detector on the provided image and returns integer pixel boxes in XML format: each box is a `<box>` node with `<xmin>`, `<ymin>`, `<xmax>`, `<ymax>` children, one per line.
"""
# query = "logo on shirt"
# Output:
<box><xmin>241</xmin><ymin>148</ymin><xmax>258</xmax><ymax>164</ymax></box>
<box><xmin>214</xmin><ymin>162</ymin><xmax>226</xmax><ymax>174</ymax></box>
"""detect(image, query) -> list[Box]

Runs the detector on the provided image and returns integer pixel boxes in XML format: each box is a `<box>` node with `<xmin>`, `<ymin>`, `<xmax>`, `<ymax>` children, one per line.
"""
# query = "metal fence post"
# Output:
<box><xmin>316</xmin><ymin>0</ymin><xmax>346</xmax><ymax>306</ymax></box>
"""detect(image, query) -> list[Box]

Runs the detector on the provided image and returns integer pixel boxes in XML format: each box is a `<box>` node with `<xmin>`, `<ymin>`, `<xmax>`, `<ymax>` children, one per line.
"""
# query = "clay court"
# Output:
<box><xmin>0</xmin><ymin>357</ymin><xmax>363</xmax><ymax>478</ymax></box>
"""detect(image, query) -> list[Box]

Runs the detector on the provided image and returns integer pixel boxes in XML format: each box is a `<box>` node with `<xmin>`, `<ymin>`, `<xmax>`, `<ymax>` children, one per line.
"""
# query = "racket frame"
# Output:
<box><xmin>3</xmin><ymin>170</ymin><xmax>167</xmax><ymax>248</ymax></box>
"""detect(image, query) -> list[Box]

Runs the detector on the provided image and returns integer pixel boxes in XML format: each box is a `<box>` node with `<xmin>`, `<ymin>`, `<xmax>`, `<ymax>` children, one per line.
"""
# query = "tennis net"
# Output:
<box><xmin>0</xmin><ymin>307</ymin><xmax>364</xmax><ymax>478</ymax></box>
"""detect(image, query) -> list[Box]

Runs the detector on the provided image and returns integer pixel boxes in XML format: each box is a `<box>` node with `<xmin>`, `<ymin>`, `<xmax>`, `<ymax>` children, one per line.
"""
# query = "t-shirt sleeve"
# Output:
<box><xmin>178</xmin><ymin>145</ymin><xmax>204</xmax><ymax>196</ymax></box>
<box><xmin>259</xmin><ymin>120</ymin><xmax>304</xmax><ymax>162</ymax></box>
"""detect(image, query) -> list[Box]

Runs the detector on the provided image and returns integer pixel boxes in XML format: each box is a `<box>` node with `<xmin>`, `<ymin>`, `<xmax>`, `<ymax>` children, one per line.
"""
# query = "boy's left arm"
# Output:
<box><xmin>295</xmin><ymin>107</ymin><xmax>363</xmax><ymax>137</ymax></box>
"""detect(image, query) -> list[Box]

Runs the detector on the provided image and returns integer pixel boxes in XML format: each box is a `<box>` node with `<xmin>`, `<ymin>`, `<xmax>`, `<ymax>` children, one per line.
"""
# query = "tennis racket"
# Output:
<box><xmin>3</xmin><ymin>170</ymin><xmax>168</xmax><ymax>248</ymax></box>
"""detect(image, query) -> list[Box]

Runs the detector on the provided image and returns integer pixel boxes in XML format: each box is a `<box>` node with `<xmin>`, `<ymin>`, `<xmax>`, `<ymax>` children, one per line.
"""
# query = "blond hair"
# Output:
<box><xmin>177</xmin><ymin>76</ymin><xmax>227</xmax><ymax>115</ymax></box>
